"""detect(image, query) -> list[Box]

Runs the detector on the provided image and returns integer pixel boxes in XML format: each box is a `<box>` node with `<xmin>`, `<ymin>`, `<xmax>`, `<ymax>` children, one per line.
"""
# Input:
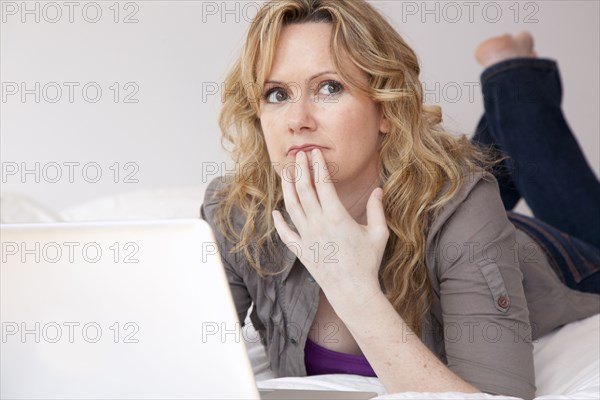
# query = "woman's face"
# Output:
<box><xmin>258</xmin><ymin>22</ymin><xmax>389</xmax><ymax>190</ymax></box>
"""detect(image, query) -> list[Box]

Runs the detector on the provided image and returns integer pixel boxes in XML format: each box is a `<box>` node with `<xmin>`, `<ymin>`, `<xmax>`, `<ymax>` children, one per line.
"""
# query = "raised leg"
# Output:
<box><xmin>471</xmin><ymin>33</ymin><xmax>600</xmax><ymax>249</ymax></box>
<box><xmin>472</xmin><ymin>116</ymin><xmax>522</xmax><ymax>211</ymax></box>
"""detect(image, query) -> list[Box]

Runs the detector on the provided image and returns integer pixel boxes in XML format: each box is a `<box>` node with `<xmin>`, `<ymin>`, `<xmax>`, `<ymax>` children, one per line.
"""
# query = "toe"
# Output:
<box><xmin>515</xmin><ymin>31</ymin><xmax>535</xmax><ymax>56</ymax></box>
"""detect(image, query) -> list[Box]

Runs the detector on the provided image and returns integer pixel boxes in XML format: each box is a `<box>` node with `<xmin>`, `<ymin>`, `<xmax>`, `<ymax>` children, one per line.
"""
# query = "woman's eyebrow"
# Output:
<box><xmin>265</xmin><ymin>70</ymin><xmax>338</xmax><ymax>85</ymax></box>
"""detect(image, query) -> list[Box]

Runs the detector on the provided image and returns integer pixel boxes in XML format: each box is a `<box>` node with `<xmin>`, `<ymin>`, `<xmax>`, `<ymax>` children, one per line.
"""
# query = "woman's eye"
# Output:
<box><xmin>265</xmin><ymin>89</ymin><xmax>288</xmax><ymax>104</ymax></box>
<box><xmin>318</xmin><ymin>81</ymin><xmax>343</xmax><ymax>96</ymax></box>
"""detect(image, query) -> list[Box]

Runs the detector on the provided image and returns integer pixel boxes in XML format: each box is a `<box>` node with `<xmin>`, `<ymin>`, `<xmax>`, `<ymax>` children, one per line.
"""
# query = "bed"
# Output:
<box><xmin>2</xmin><ymin>186</ymin><xmax>598</xmax><ymax>399</ymax></box>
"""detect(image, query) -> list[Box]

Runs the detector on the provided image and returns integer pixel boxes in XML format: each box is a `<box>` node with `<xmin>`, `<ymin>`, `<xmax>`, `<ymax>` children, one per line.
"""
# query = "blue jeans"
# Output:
<box><xmin>471</xmin><ymin>58</ymin><xmax>600</xmax><ymax>294</ymax></box>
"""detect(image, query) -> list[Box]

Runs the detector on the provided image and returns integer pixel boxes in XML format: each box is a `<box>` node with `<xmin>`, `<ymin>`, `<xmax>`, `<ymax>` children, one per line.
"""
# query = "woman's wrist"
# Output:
<box><xmin>331</xmin><ymin>288</ymin><xmax>390</xmax><ymax>326</ymax></box>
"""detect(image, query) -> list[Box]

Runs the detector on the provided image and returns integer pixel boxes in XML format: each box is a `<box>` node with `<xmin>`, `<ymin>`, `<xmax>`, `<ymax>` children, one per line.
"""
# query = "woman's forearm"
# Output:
<box><xmin>337</xmin><ymin>293</ymin><xmax>481</xmax><ymax>394</ymax></box>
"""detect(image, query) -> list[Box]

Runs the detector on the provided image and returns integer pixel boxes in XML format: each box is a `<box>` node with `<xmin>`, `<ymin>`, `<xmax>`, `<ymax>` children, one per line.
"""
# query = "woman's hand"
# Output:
<box><xmin>272</xmin><ymin>148</ymin><xmax>389</xmax><ymax>316</ymax></box>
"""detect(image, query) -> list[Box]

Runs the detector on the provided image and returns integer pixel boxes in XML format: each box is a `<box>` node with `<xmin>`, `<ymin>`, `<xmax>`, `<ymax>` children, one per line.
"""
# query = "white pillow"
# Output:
<box><xmin>0</xmin><ymin>193</ymin><xmax>61</xmax><ymax>223</ymax></box>
<box><xmin>59</xmin><ymin>185</ymin><xmax>208</xmax><ymax>221</ymax></box>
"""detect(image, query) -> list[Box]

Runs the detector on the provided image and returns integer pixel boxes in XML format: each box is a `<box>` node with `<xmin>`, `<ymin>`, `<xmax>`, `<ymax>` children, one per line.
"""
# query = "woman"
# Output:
<box><xmin>201</xmin><ymin>0</ymin><xmax>600</xmax><ymax>398</ymax></box>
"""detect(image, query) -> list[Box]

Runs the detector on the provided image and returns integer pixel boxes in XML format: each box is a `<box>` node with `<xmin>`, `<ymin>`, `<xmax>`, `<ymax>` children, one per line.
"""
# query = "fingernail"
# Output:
<box><xmin>374</xmin><ymin>188</ymin><xmax>383</xmax><ymax>200</ymax></box>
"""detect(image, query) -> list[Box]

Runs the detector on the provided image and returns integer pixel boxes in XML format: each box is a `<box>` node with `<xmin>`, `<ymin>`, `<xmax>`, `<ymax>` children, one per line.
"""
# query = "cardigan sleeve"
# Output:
<box><xmin>433</xmin><ymin>176</ymin><xmax>536</xmax><ymax>399</ymax></box>
<box><xmin>200</xmin><ymin>177</ymin><xmax>252</xmax><ymax>326</ymax></box>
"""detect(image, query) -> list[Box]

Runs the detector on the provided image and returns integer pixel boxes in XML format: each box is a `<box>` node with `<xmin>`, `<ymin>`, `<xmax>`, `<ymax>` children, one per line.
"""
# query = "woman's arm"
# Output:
<box><xmin>335</xmin><ymin>291</ymin><xmax>481</xmax><ymax>394</ymax></box>
<box><xmin>429</xmin><ymin>173</ymin><xmax>535</xmax><ymax>398</ymax></box>
<box><xmin>272</xmin><ymin>149</ymin><xmax>477</xmax><ymax>393</ymax></box>
<box><xmin>338</xmin><ymin>173</ymin><xmax>536</xmax><ymax>397</ymax></box>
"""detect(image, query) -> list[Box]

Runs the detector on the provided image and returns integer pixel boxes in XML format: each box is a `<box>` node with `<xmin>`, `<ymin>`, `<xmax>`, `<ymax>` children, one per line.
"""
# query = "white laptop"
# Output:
<box><xmin>0</xmin><ymin>220</ymin><xmax>377</xmax><ymax>399</ymax></box>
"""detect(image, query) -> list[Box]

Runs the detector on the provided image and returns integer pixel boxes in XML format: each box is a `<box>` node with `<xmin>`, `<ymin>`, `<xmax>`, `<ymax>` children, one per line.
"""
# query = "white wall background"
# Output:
<box><xmin>1</xmin><ymin>0</ymin><xmax>599</xmax><ymax>217</ymax></box>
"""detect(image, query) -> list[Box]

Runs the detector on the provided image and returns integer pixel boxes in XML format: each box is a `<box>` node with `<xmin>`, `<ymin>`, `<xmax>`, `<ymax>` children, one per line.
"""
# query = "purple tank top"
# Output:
<box><xmin>304</xmin><ymin>337</ymin><xmax>377</xmax><ymax>377</ymax></box>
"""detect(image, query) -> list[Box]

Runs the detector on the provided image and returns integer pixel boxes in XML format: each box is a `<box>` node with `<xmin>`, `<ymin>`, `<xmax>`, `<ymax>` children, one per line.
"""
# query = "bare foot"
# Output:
<box><xmin>475</xmin><ymin>32</ymin><xmax>537</xmax><ymax>68</ymax></box>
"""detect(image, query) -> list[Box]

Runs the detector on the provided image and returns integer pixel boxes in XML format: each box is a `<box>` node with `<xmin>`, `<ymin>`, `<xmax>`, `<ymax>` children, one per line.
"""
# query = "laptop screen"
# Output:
<box><xmin>1</xmin><ymin>220</ymin><xmax>260</xmax><ymax>399</ymax></box>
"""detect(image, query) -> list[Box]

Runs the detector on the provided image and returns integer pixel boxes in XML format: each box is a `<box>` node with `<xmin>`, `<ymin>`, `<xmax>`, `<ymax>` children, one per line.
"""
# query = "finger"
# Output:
<box><xmin>294</xmin><ymin>151</ymin><xmax>322</xmax><ymax>214</ymax></box>
<box><xmin>272</xmin><ymin>210</ymin><xmax>303</xmax><ymax>257</ymax></box>
<box><xmin>281</xmin><ymin>165</ymin><xmax>307</xmax><ymax>233</ymax></box>
<box><xmin>366</xmin><ymin>187</ymin><xmax>389</xmax><ymax>242</ymax></box>
<box><xmin>311</xmin><ymin>148</ymin><xmax>345</xmax><ymax>214</ymax></box>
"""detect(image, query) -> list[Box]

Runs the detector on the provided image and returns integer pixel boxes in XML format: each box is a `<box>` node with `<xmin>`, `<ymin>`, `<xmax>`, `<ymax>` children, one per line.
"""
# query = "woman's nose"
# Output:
<box><xmin>286</xmin><ymin>92</ymin><xmax>316</xmax><ymax>134</ymax></box>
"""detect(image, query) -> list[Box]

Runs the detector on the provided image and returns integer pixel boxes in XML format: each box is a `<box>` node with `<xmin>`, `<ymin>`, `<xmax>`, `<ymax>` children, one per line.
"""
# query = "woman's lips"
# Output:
<box><xmin>287</xmin><ymin>145</ymin><xmax>324</xmax><ymax>157</ymax></box>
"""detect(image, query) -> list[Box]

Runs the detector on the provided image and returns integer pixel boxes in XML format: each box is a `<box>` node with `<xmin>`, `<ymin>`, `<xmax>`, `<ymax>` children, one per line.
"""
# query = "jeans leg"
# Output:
<box><xmin>507</xmin><ymin>211</ymin><xmax>600</xmax><ymax>294</ymax></box>
<box><xmin>479</xmin><ymin>58</ymin><xmax>600</xmax><ymax>249</ymax></box>
<box><xmin>472</xmin><ymin>116</ymin><xmax>522</xmax><ymax>211</ymax></box>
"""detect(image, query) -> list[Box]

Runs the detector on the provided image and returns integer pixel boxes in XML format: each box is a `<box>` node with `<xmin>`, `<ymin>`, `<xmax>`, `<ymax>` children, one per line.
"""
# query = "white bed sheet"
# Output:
<box><xmin>248</xmin><ymin>314</ymin><xmax>600</xmax><ymax>400</ymax></box>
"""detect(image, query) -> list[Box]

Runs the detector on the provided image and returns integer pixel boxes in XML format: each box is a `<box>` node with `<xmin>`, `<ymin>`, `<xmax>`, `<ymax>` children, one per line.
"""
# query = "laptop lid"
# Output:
<box><xmin>1</xmin><ymin>219</ymin><xmax>260</xmax><ymax>399</ymax></box>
